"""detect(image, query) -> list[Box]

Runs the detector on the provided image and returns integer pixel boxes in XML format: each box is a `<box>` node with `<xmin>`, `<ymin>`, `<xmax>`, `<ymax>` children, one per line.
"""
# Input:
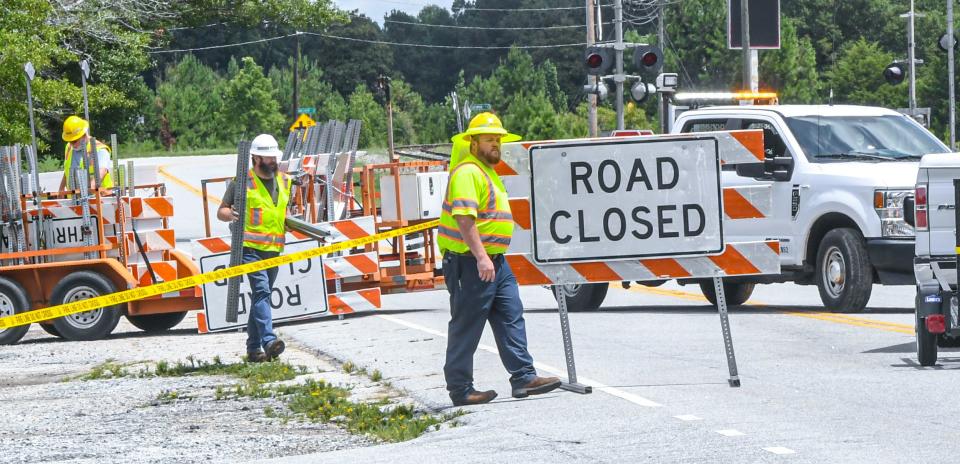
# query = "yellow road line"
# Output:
<box><xmin>157</xmin><ymin>165</ymin><xmax>222</xmax><ymax>204</ymax></box>
<box><xmin>623</xmin><ymin>285</ymin><xmax>914</xmax><ymax>335</ymax></box>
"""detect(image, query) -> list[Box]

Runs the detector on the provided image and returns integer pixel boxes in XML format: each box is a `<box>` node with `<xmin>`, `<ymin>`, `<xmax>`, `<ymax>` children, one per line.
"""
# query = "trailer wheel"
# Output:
<box><xmin>40</xmin><ymin>324</ymin><xmax>63</xmax><ymax>338</ymax></box>
<box><xmin>553</xmin><ymin>283</ymin><xmax>608</xmax><ymax>311</ymax></box>
<box><xmin>699</xmin><ymin>281</ymin><xmax>755</xmax><ymax>307</ymax></box>
<box><xmin>127</xmin><ymin>312</ymin><xmax>187</xmax><ymax>333</ymax></box>
<box><xmin>0</xmin><ymin>276</ymin><xmax>31</xmax><ymax>345</ymax></box>
<box><xmin>50</xmin><ymin>271</ymin><xmax>122</xmax><ymax>341</ymax></box>
<box><xmin>918</xmin><ymin>316</ymin><xmax>938</xmax><ymax>367</ymax></box>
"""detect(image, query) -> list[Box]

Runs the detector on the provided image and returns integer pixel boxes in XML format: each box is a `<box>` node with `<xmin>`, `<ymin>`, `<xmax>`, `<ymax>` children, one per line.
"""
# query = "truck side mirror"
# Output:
<box><xmin>904</xmin><ymin>195</ymin><xmax>915</xmax><ymax>227</ymax></box>
<box><xmin>734</xmin><ymin>156</ymin><xmax>794</xmax><ymax>181</ymax></box>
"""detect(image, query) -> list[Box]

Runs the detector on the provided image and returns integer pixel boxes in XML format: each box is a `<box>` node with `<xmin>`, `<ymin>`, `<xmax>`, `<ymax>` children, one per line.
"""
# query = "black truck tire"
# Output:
<box><xmin>553</xmin><ymin>283</ymin><xmax>609</xmax><ymax>311</ymax></box>
<box><xmin>815</xmin><ymin>228</ymin><xmax>873</xmax><ymax>313</ymax></box>
<box><xmin>699</xmin><ymin>281</ymin><xmax>755</xmax><ymax>307</ymax></box>
<box><xmin>918</xmin><ymin>316</ymin><xmax>939</xmax><ymax>367</ymax></box>
<box><xmin>127</xmin><ymin>312</ymin><xmax>188</xmax><ymax>333</ymax></box>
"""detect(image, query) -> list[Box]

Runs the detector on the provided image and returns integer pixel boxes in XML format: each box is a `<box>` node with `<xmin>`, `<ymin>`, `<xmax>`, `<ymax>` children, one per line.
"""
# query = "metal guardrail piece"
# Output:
<box><xmin>225</xmin><ymin>141</ymin><xmax>251</xmax><ymax>323</ymax></box>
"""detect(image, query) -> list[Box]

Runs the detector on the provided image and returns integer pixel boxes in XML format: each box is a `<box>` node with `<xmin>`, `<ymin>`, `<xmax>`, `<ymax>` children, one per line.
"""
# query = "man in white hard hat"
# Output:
<box><xmin>217</xmin><ymin>134</ymin><xmax>293</xmax><ymax>362</ymax></box>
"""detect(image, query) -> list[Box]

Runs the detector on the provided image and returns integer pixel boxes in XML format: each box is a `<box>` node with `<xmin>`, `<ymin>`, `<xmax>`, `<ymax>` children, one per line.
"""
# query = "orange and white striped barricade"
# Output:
<box><xmin>497</xmin><ymin>130</ymin><xmax>778</xmax><ymax>392</ymax></box>
<box><xmin>192</xmin><ymin>216</ymin><xmax>381</xmax><ymax>333</ymax></box>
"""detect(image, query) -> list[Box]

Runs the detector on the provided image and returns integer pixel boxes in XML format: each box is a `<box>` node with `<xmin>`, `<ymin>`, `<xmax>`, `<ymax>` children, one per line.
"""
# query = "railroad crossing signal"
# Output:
<box><xmin>585</xmin><ymin>46</ymin><xmax>613</xmax><ymax>76</ymax></box>
<box><xmin>883</xmin><ymin>63</ymin><xmax>906</xmax><ymax>85</ymax></box>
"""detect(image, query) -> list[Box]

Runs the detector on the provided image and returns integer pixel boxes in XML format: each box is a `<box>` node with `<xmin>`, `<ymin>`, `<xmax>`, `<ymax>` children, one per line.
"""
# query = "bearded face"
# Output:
<box><xmin>471</xmin><ymin>134</ymin><xmax>502</xmax><ymax>166</ymax></box>
<box><xmin>254</xmin><ymin>155</ymin><xmax>278</xmax><ymax>175</ymax></box>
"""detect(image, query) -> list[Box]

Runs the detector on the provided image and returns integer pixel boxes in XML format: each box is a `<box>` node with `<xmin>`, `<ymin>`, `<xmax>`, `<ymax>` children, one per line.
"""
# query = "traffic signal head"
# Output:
<box><xmin>585</xmin><ymin>46</ymin><xmax>613</xmax><ymax>76</ymax></box>
<box><xmin>883</xmin><ymin>63</ymin><xmax>906</xmax><ymax>85</ymax></box>
<box><xmin>633</xmin><ymin>45</ymin><xmax>663</xmax><ymax>73</ymax></box>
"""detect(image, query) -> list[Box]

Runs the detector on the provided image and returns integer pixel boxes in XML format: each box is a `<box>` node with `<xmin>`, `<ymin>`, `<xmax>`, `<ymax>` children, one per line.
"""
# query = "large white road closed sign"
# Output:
<box><xmin>200</xmin><ymin>239</ymin><xmax>328</xmax><ymax>332</ymax></box>
<box><xmin>529</xmin><ymin>137</ymin><xmax>723</xmax><ymax>263</ymax></box>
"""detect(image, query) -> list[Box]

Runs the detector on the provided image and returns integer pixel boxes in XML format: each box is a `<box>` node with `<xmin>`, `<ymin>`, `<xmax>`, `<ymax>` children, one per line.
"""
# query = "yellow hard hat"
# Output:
<box><xmin>62</xmin><ymin>115</ymin><xmax>89</xmax><ymax>142</ymax></box>
<box><xmin>451</xmin><ymin>112</ymin><xmax>521</xmax><ymax>143</ymax></box>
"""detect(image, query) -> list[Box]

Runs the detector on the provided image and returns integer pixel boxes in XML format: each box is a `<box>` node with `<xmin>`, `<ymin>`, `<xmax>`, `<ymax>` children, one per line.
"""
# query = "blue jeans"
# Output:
<box><xmin>242</xmin><ymin>247</ymin><xmax>279</xmax><ymax>352</ymax></box>
<box><xmin>443</xmin><ymin>252</ymin><xmax>538</xmax><ymax>402</ymax></box>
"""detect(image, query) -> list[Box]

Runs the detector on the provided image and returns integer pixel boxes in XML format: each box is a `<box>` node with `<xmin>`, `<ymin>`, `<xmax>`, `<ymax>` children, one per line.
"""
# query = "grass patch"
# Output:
<box><xmin>269</xmin><ymin>379</ymin><xmax>464</xmax><ymax>442</ymax></box>
<box><xmin>80</xmin><ymin>360</ymin><xmax>137</xmax><ymax>380</ymax></box>
<box><xmin>371</xmin><ymin>369</ymin><xmax>383</xmax><ymax>382</ymax></box>
<box><xmin>117</xmin><ymin>141</ymin><xmax>235</xmax><ymax>159</ymax></box>
<box><xmin>342</xmin><ymin>361</ymin><xmax>357</xmax><ymax>374</ymax></box>
<box><xmin>152</xmin><ymin>355</ymin><xmax>300</xmax><ymax>384</ymax></box>
<box><xmin>155</xmin><ymin>389</ymin><xmax>191</xmax><ymax>403</ymax></box>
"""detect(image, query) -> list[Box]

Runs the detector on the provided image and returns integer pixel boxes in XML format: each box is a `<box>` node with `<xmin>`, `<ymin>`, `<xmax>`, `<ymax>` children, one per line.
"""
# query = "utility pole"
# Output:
<box><xmin>293</xmin><ymin>32</ymin><xmax>301</xmax><ymax>118</ymax></box>
<box><xmin>901</xmin><ymin>0</ymin><xmax>920</xmax><ymax>111</ymax></box>
<box><xmin>587</xmin><ymin>0</ymin><xmax>598</xmax><ymax>137</ymax></box>
<box><xmin>378</xmin><ymin>75</ymin><xmax>396</xmax><ymax>162</ymax></box>
<box><xmin>658</xmin><ymin>0</ymin><xmax>666</xmax><ymax>133</ymax></box>
<box><xmin>948</xmin><ymin>0</ymin><xmax>956</xmax><ymax>149</ymax></box>
<box><xmin>740</xmin><ymin>0</ymin><xmax>752</xmax><ymax>92</ymax></box>
<box><xmin>614</xmin><ymin>0</ymin><xmax>625</xmax><ymax>130</ymax></box>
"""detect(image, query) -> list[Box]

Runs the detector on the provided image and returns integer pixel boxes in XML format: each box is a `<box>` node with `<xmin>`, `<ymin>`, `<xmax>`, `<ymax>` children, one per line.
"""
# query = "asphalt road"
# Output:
<box><xmin>143</xmin><ymin>155</ymin><xmax>953</xmax><ymax>462</ymax></box>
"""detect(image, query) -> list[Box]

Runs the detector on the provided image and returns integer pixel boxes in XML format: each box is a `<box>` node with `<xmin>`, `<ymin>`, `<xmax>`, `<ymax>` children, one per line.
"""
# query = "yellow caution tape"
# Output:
<box><xmin>0</xmin><ymin>220</ymin><xmax>440</xmax><ymax>330</ymax></box>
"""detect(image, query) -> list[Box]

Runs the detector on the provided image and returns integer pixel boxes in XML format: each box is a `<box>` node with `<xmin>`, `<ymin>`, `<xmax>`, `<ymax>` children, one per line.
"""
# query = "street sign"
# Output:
<box><xmin>289</xmin><ymin>113</ymin><xmax>316</xmax><ymax>132</ymax></box>
<box><xmin>470</xmin><ymin>103</ymin><xmax>492</xmax><ymax>112</ymax></box>
<box><xmin>297</xmin><ymin>107</ymin><xmax>316</xmax><ymax>115</ymax></box>
<box><xmin>529</xmin><ymin>137</ymin><xmax>723</xmax><ymax>263</ymax></box>
<box><xmin>199</xmin><ymin>239</ymin><xmax>329</xmax><ymax>332</ymax></box>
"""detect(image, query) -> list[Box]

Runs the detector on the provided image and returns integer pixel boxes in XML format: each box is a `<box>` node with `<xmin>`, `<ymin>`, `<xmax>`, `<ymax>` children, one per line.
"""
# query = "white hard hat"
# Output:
<box><xmin>250</xmin><ymin>134</ymin><xmax>282</xmax><ymax>159</ymax></box>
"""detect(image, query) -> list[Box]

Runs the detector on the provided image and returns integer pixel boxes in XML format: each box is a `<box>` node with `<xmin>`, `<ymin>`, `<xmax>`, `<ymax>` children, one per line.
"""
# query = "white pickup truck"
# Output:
<box><xmin>909</xmin><ymin>153</ymin><xmax>960</xmax><ymax>365</ymax></box>
<box><xmin>561</xmin><ymin>104</ymin><xmax>949</xmax><ymax>312</ymax></box>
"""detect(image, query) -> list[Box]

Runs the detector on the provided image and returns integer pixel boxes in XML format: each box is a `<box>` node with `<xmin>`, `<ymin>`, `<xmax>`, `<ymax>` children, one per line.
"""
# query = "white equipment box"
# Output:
<box><xmin>379</xmin><ymin>172</ymin><xmax>448</xmax><ymax>221</ymax></box>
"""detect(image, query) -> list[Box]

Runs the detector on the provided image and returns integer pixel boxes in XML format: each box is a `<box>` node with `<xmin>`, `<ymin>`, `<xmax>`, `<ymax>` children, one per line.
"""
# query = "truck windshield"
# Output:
<box><xmin>784</xmin><ymin>115</ymin><xmax>948</xmax><ymax>161</ymax></box>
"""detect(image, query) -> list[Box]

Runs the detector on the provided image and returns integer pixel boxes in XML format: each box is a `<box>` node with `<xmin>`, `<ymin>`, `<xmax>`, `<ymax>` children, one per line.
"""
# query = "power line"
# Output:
<box><xmin>147</xmin><ymin>33</ymin><xmax>298</xmax><ymax>54</ymax></box>
<box><xmin>147</xmin><ymin>31</ymin><xmax>589</xmax><ymax>54</ymax></box>
<box><xmin>299</xmin><ymin>31</ymin><xmax>587</xmax><ymax>49</ymax></box>
<box><xmin>383</xmin><ymin>19</ymin><xmax>613</xmax><ymax>30</ymax></box>
<box><xmin>459</xmin><ymin>4</ymin><xmax>612</xmax><ymax>11</ymax></box>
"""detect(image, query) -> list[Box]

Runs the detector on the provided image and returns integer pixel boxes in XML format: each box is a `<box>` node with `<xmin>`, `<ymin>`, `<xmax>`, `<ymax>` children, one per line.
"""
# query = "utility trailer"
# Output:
<box><xmin>0</xmin><ymin>142</ymin><xmax>203</xmax><ymax>344</ymax></box>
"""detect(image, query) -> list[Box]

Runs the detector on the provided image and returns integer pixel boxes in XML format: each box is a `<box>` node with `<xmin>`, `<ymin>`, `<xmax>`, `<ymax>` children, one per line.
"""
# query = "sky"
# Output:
<box><xmin>334</xmin><ymin>0</ymin><xmax>447</xmax><ymax>24</ymax></box>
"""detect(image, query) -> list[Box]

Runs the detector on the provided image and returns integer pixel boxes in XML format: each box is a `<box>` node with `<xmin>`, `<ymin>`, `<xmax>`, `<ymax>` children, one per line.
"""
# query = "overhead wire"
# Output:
<box><xmin>382</xmin><ymin>19</ymin><xmax>614</xmax><ymax>30</ymax></box>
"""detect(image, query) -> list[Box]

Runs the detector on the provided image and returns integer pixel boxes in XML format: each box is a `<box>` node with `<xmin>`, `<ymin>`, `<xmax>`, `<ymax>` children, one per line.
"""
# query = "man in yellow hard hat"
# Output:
<box><xmin>438</xmin><ymin>112</ymin><xmax>561</xmax><ymax>406</ymax></box>
<box><xmin>60</xmin><ymin>115</ymin><xmax>113</xmax><ymax>191</ymax></box>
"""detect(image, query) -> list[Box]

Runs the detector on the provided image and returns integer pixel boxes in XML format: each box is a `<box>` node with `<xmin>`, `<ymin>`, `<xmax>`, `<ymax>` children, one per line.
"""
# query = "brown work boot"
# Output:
<box><xmin>512</xmin><ymin>376</ymin><xmax>562</xmax><ymax>399</ymax></box>
<box><xmin>265</xmin><ymin>339</ymin><xmax>285</xmax><ymax>360</ymax></box>
<box><xmin>451</xmin><ymin>390</ymin><xmax>498</xmax><ymax>406</ymax></box>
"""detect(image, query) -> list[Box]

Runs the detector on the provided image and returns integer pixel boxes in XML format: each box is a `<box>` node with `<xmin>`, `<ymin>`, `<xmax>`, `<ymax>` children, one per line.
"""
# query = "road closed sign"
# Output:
<box><xmin>529</xmin><ymin>137</ymin><xmax>723</xmax><ymax>263</ymax></box>
<box><xmin>199</xmin><ymin>239</ymin><xmax>329</xmax><ymax>332</ymax></box>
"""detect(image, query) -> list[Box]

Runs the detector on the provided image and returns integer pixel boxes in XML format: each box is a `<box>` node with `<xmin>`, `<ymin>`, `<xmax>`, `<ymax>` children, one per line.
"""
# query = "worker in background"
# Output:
<box><xmin>438</xmin><ymin>112</ymin><xmax>561</xmax><ymax>406</ymax></box>
<box><xmin>60</xmin><ymin>115</ymin><xmax>113</xmax><ymax>191</ymax></box>
<box><xmin>217</xmin><ymin>134</ymin><xmax>292</xmax><ymax>363</ymax></box>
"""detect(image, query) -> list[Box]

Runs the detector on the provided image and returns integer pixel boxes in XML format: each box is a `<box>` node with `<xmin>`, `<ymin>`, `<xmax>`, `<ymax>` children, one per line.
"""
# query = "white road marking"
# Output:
<box><xmin>716</xmin><ymin>429</ymin><xmax>745</xmax><ymax>437</ymax></box>
<box><xmin>674</xmin><ymin>414</ymin><xmax>703</xmax><ymax>421</ymax></box>
<box><xmin>763</xmin><ymin>447</ymin><xmax>796</xmax><ymax>455</ymax></box>
<box><xmin>377</xmin><ymin>314</ymin><xmax>663</xmax><ymax>408</ymax></box>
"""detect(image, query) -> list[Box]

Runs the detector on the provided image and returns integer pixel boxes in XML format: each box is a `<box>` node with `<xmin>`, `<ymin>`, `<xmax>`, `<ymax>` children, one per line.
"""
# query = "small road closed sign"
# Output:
<box><xmin>529</xmin><ymin>136</ymin><xmax>723</xmax><ymax>263</ymax></box>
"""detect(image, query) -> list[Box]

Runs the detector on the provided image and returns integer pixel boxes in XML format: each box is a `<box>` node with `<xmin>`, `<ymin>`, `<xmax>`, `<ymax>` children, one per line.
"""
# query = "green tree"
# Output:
<box><xmin>156</xmin><ymin>55</ymin><xmax>227</xmax><ymax>150</ymax></box>
<box><xmin>759</xmin><ymin>19</ymin><xmax>820</xmax><ymax>104</ymax></box>
<box><xmin>347</xmin><ymin>84</ymin><xmax>387</xmax><ymax>148</ymax></box>
<box><xmin>825</xmin><ymin>39</ymin><xmax>906</xmax><ymax>108</ymax></box>
<box><xmin>219</xmin><ymin>57</ymin><xmax>286</xmax><ymax>142</ymax></box>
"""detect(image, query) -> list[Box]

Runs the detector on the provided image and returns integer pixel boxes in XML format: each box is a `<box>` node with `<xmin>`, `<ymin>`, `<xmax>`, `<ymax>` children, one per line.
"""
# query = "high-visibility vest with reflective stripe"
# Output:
<box><xmin>243</xmin><ymin>171</ymin><xmax>292</xmax><ymax>253</ymax></box>
<box><xmin>438</xmin><ymin>161</ymin><xmax>514</xmax><ymax>255</ymax></box>
<box><xmin>63</xmin><ymin>140</ymin><xmax>113</xmax><ymax>189</ymax></box>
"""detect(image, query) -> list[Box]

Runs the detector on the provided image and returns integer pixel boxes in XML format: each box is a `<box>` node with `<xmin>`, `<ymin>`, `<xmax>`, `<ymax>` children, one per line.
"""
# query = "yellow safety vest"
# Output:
<box><xmin>63</xmin><ymin>140</ymin><xmax>113</xmax><ymax>189</ymax></box>
<box><xmin>438</xmin><ymin>159</ymin><xmax>514</xmax><ymax>255</ymax></box>
<box><xmin>243</xmin><ymin>170</ymin><xmax>292</xmax><ymax>253</ymax></box>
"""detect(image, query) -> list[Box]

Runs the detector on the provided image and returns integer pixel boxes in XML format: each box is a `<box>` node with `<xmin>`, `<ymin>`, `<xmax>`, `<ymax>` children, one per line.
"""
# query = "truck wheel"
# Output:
<box><xmin>699</xmin><ymin>281</ymin><xmax>755</xmax><ymax>306</ymax></box>
<box><xmin>0</xmin><ymin>276</ymin><xmax>31</xmax><ymax>345</ymax></box>
<box><xmin>815</xmin><ymin>228</ymin><xmax>873</xmax><ymax>313</ymax></box>
<box><xmin>50</xmin><ymin>271</ymin><xmax>122</xmax><ymax>341</ymax></box>
<box><xmin>918</xmin><ymin>316</ymin><xmax>939</xmax><ymax>366</ymax></box>
<box><xmin>553</xmin><ymin>283</ymin><xmax>608</xmax><ymax>311</ymax></box>
<box><xmin>127</xmin><ymin>312</ymin><xmax>187</xmax><ymax>333</ymax></box>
